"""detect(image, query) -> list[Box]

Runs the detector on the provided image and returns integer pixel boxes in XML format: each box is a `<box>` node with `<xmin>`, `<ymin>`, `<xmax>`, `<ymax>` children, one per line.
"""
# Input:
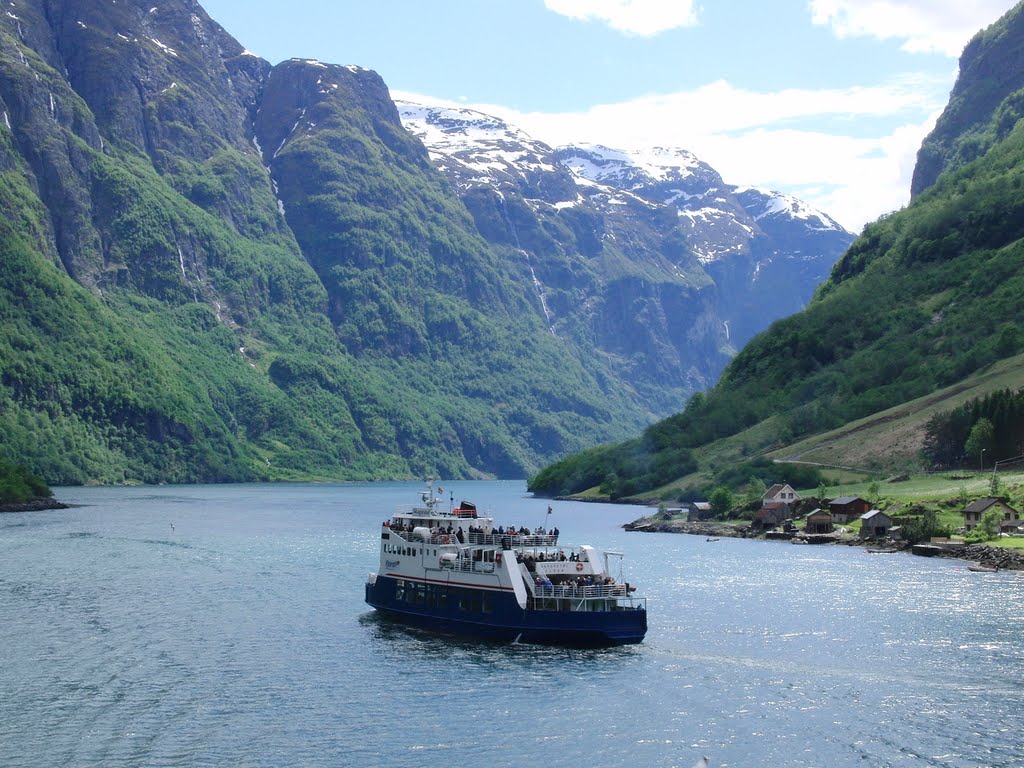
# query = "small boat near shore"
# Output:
<box><xmin>866</xmin><ymin>547</ymin><xmax>900</xmax><ymax>554</ymax></box>
<box><xmin>967</xmin><ymin>564</ymin><xmax>999</xmax><ymax>572</ymax></box>
<box><xmin>365</xmin><ymin>482</ymin><xmax>647</xmax><ymax>646</ymax></box>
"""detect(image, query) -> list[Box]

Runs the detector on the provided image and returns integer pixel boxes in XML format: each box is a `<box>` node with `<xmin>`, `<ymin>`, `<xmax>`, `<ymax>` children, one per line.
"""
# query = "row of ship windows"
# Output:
<box><xmin>393</xmin><ymin>580</ymin><xmax>495</xmax><ymax>613</ymax></box>
<box><xmin>384</xmin><ymin>543</ymin><xmax>437</xmax><ymax>557</ymax></box>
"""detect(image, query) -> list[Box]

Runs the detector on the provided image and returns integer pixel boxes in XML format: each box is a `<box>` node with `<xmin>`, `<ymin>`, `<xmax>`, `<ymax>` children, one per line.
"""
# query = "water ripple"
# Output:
<box><xmin>2</xmin><ymin>484</ymin><xmax>1023</xmax><ymax>768</ymax></box>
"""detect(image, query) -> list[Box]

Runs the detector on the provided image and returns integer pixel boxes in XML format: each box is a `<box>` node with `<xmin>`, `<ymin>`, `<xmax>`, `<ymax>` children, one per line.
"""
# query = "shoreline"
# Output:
<box><xmin>624</xmin><ymin>518</ymin><xmax>1024</xmax><ymax>571</ymax></box>
<box><xmin>0</xmin><ymin>498</ymin><xmax>70</xmax><ymax>514</ymax></box>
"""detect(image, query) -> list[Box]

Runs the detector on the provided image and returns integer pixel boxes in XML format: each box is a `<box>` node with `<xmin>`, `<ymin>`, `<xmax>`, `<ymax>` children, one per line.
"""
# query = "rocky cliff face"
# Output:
<box><xmin>556</xmin><ymin>144</ymin><xmax>852</xmax><ymax>349</ymax></box>
<box><xmin>912</xmin><ymin>1</ymin><xmax>1024</xmax><ymax>197</ymax></box>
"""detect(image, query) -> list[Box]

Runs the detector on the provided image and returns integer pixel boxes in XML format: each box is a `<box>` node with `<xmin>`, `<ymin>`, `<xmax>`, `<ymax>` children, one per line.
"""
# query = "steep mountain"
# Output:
<box><xmin>397</xmin><ymin>101</ymin><xmax>729</xmax><ymax>415</ymax></box>
<box><xmin>0</xmin><ymin>0</ymin><xmax>651</xmax><ymax>483</ymax></box>
<box><xmin>911</xmin><ymin>0</ymin><xmax>1024</xmax><ymax>196</ymax></box>
<box><xmin>530</xmin><ymin>1</ymin><xmax>1024</xmax><ymax>499</ymax></box>
<box><xmin>400</xmin><ymin>103</ymin><xmax>853</xmax><ymax>375</ymax></box>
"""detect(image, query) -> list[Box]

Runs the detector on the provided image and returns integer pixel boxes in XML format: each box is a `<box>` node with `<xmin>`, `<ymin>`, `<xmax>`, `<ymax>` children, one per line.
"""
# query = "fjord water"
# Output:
<box><xmin>2</xmin><ymin>483</ymin><xmax>1022</xmax><ymax>768</ymax></box>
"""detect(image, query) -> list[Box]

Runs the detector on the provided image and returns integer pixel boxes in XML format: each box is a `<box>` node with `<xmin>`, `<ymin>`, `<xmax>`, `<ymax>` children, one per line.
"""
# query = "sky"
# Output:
<box><xmin>199</xmin><ymin>0</ymin><xmax>1019</xmax><ymax>232</ymax></box>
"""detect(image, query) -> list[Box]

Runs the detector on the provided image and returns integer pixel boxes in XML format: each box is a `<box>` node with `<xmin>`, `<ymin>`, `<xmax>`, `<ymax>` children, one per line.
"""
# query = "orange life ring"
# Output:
<box><xmin>496</xmin><ymin>553</ymin><xmax>503</xmax><ymax>564</ymax></box>
<box><xmin>441</xmin><ymin>535</ymin><xmax>450</xmax><ymax>544</ymax></box>
<box><xmin>575</xmin><ymin>562</ymin><xmax>584</xmax><ymax>572</ymax></box>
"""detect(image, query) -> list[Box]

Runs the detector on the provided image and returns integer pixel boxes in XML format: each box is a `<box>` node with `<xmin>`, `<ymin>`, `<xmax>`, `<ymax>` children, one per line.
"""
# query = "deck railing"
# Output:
<box><xmin>527</xmin><ymin>587</ymin><xmax>646</xmax><ymax>612</ymax></box>
<box><xmin>530</xmin><ymin>583</ymin><xmax>632</xmax><ymax>600</ymax></box>
<box><xmin>386</xmin><ymin>528</ymin><xmax>558</xmax><ymax>549</ymax></box>
<box><xmin>466</xmin><ymin>532</ymin><xmax>558</xmax><ymax>548</ymax></box>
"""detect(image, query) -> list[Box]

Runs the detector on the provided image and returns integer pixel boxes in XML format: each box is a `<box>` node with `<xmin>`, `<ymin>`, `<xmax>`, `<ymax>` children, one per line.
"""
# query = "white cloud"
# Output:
<box><xmin>542</xmin><ymin>0</ymin><xmax>699</xmax><ymax>36</ymax></box>
<box><xmin>394</xmin><ymin>76</ymin><xmax>946</xmax><ymax>232</ymax></box>
<box><xmin>808</xmin><ymin>0</ymin><xmax>1016</xmax><ymax>56</ymax></box>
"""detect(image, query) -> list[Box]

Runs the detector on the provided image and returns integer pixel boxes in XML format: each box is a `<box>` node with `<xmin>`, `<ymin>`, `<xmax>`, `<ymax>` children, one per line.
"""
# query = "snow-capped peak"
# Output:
<box><xmin>732</xmin><ymin>186</ymin><xmax>846</xmax><ymax>232</ymax></box>
<box><xmin>397</xmin><ymin>101</ymin><xmax>541</xmax><ymax>154</ymax></box>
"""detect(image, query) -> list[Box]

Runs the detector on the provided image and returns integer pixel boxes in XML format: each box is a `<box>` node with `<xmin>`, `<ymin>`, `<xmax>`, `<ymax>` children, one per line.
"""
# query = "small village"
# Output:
<box><xmin>626</xmin><ymin>483</ymin><xmax>1024</xmax><ymax>571</ymax></box>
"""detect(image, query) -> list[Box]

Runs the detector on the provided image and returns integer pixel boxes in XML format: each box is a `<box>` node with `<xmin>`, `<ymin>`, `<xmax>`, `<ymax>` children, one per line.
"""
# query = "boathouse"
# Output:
<box><xmin>859</xmin><ymin>509</ymin><xmax>894</xmax><ymax>539</ymax></box>
<box><xmin>804</xmin><ymin>508</ymin><xmax>834</xmax><ymax>534</ymax></box>
<box><xmin>680</xmin><ymin>501</ymin><xmax>713</xmax><ymax>521</ymax></box>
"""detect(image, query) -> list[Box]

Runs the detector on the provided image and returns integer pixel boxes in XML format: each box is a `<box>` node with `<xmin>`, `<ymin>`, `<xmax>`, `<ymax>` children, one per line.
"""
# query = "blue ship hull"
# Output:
<box><xmin>365</xmin><ymin>576</ymin><xmax>646</xmax><ymax>647</ymax></box>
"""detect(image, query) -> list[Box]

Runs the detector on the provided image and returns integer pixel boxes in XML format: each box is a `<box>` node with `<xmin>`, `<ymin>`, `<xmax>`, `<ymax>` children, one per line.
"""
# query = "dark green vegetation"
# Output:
<box><xmin>0</xmin><ymin>1</ymin><xmax>677</xmax><ymax>485</ymax></box>
<box><xmin>0</xmin><ymin>457</ymin><xmax>51</xmax><ymax>504</ymax></box>
<box><xmin>530</xmin><ymin>1</ymin><xmax>1024</xmax><ymax>501</ymax></box>
<box><xmin>923</xmin><ymin>388</ymin><xmax>1024</xmax><ymax>469</ymax></box>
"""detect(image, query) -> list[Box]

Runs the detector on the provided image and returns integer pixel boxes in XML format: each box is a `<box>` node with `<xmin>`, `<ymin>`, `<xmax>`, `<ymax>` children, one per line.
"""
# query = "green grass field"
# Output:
<box><xmin>808</xmin><ymin>470</ymin><xmax>1024</xmax><ymax>504</ymax></box>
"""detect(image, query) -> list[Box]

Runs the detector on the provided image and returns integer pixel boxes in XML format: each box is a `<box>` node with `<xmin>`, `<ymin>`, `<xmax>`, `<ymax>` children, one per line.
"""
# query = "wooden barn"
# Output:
<box><xmin>753</xmin><ymin>502</ymin><xmax>791</xmax><ymax>531</ymax></box>
<box><xmin>859</xmin><ymin>509</ymin><xmax>894</xmax><ymax>539</ymax></box>
<box><xmin>804</xmin><ymin>508</ymin><xmax>834</xmax><ymax>534</ymax></box>
<box><xmin>829</xmin><ymin>496</ymin><xmax>871</xmax><ymax>524</ymax></box>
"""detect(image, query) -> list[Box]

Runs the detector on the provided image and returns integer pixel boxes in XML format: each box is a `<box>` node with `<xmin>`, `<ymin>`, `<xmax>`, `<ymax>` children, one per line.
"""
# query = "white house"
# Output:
<box><xmin>761</xmin><ymin>483</ymin><xmax>800</xmax><ymax>506</ymax></box>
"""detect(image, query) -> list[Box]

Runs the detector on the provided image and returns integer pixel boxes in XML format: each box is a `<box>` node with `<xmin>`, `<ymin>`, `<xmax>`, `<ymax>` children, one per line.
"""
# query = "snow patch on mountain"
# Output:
<box><xmin>557</xmin><ymin>144</ymin><xmax>703</xmax><ymax>188</ymax></box>
<box><xmin>398</xmin><ymin>101</ymin><xmax>564</xmax><ymax>192</ymax></box>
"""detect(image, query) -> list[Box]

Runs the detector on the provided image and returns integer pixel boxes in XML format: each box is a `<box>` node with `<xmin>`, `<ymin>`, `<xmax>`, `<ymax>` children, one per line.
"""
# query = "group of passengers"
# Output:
<box><xmin>464</xmin><ymin>524</ymin><xmax>560</xmax><ymax>546</ymax></box>
<box><xmin>382</xmin><ymin>520</ymin><xmax>453</xmax><ymax>534</ymax></box>
<box><xmin>521</xmin><ymin>550</ymin><xmax>575</xmax><ymax>565</ymax></box>
<box><xmin>494</xmin><ymin>525</ymin><xmax>559</xmax><ymax>538</ymax></box>
<box><xmin>382</xmin><ymin>520</ymin><xmax>463</xmax><ymax>544</ymax></box>
<box><xmin>532</xmin><ymin>574</ymin><xmax>620</xmax><ymax>592</ymax></box>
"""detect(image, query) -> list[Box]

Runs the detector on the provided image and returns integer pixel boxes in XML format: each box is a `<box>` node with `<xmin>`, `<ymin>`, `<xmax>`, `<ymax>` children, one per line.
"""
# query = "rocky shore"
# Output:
<box><xmin>924</xmin><ymin>543</ymin><xmax>1024</xmax><ymax>570</ymax></box>
<box><xmin>0</xmin><ymin>498</ymin><xmax>69</xmax><ymax>514</ymax></box>
<box><xmin>624</xmin><ymin>516</ymin><xmax>1024</xmax><ymax>570</ymax></box>
<box><xmin>625</xmin><ymin>519</ymin><xmax>745</xmax><ymax>538</ymax></box>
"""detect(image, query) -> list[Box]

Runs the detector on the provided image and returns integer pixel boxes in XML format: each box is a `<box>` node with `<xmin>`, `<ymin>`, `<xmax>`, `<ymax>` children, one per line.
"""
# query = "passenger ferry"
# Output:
<box><xmin>365</xmin><ymin>483</ymin><xmax>647</xmax><ymax>646</ymax></box>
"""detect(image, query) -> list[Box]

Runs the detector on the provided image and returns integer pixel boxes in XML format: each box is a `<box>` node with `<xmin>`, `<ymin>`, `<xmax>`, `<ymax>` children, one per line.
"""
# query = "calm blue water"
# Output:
<box><xmin>2</xmin><ymin>482</ymin><xmax>1023</xmax><ymax>768</ymax></box>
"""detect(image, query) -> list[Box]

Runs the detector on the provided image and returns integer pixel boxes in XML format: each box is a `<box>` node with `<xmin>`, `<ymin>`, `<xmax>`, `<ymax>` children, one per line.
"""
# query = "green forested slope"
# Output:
<box><xmin>0</xmin><ymin>0</ymin><xmax>655</xmax><ymax>484</ymax></box>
